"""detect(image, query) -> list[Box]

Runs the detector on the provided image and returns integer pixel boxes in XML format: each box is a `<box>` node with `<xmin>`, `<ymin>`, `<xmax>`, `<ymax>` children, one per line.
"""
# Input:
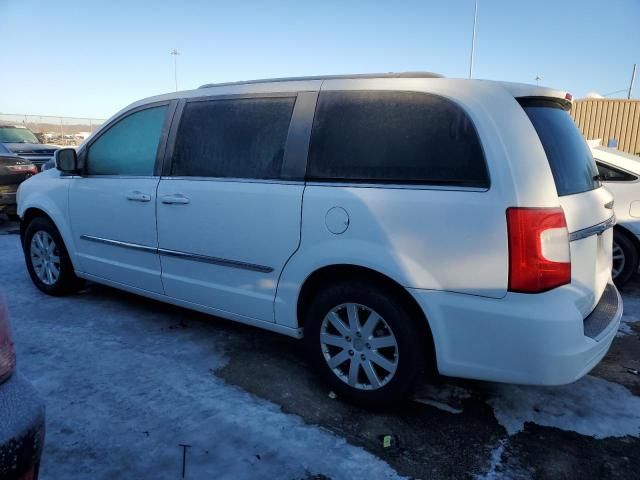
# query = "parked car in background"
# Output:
<box><xmin>0</xmin><ymin>125</ymin><xmax>58</xmax><ymax>171</ymax></box>
<box><xmin>17</xmin><ymin>73</ymin><xmax>622</xmax><ymax>404</ymax></box>
<box><xmin>590</xmin><ymin>141</ymin><xmax>640</xmax><ymax>286</ymax></box>
<box><xmin>0</xmin><ymin>144</ymin><xmax>37</xmax><ymax>219</ymax></box>
<box><xmin>0</xmin><ymin>294</ymin><xmax>45</xmax><ymax>479</ymax></box>
<box><xmin>40</xmin><ymin>159</ymin><xmax>56</xmax><ymax>172</ymax></box>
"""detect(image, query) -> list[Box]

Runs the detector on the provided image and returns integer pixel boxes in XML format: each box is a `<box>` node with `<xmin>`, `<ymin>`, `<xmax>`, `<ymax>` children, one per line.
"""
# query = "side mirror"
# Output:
<box><xmin>54</xmin><ymin>148</ymin><xmax>79</xmax><ymax>174</ymax></box>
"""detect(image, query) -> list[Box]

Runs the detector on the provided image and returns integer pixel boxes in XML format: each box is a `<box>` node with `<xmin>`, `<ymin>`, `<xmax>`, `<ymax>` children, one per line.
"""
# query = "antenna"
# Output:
<box><xmin>170</xmin><ymin>49</ymin><xmax>181</xmax><ymax>92</ymax></box>
<box><xmin>469</xmin><ymin>0</ymin><xmax>478</xmax><ymax>79</ymax></box>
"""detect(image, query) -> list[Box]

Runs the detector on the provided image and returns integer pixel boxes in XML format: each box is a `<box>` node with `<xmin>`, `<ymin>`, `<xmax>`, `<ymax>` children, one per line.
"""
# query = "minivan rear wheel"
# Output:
<box><xmin>612</xmin><ymin>230</ymin><xmax>638</xmax><ymax>287</ymax></box>
<box><xmin>304</xmin><ymin>280</ymin><xmax>425</xmax><ymax>406</ymax></box>
<box><xmin>23</xmin><ymin>217</ymin><xmax>83</xmax><ymax>296</ymax></box>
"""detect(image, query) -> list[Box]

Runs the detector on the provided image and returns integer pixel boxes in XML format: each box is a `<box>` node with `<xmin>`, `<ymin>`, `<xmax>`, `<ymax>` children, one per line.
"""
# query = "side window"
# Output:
<box><xmin>87</xmin><ymin>106</ymin><xmax>168</xmax><ymax>176</ymax></box>
<box><xmin>171</xmin><ymin>97</ymin><xmax>296</xmax><ymax>179</ymax></box>
<box><xmin>596</xmin><ymin>161</ymin><xmax>637</xmax><ymax>182</ymax></box>
<box><xmin>307</xmin><ymin>91</ymin><xmax>488</xmax><ymax>187</ymax></box>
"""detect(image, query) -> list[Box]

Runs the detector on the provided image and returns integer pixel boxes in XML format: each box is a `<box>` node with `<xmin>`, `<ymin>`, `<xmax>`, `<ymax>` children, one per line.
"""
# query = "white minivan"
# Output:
<box><xmin>17</xmin><ymin>73</ymin><xmax>622</xmax><ymax>404</ymax></box>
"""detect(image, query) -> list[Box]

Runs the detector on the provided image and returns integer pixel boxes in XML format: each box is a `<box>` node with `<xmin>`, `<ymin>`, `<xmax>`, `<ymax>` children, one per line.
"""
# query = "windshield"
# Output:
<box><xmin>0</xmin><ymin>126</ymin><xmax>40</xmax><ymax>144</ymax></box>
<box><xmin>521</xmin><ymin>101</ymin><xmax>599</xmax><ymax>197</ymax></box>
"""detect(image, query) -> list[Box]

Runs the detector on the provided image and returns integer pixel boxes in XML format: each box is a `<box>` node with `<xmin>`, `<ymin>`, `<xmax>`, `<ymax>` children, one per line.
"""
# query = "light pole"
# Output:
<box><xmin>469</xmin><ymin>0</ymin><xmax>478</xmax><ymax>79</ymax></box>
<box><xmin>170</xmin><ymin>49</ymin><xmax>180</xmax><ymax>92</ymax></box>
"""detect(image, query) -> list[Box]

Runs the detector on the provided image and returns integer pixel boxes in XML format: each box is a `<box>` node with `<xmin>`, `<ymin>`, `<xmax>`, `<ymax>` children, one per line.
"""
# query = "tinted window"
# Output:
<box><xmin>521</xmin><ymin>102</ymin><xmax>598</xmax><ymax>196</ymax></box>
<box><xmin>596</xmin><ymin>162</ymin><xmax>637</xmax><ymax>182</ymax></box>
<box><xmin>307</xmin><ymin>91</ymin><xmax>488</xmax><ymax>187</ymax></box>
<box><xmin>87</xmin><ymin>106</ymin><xmax>167</xmax><ymax>175</ymax></box>
<box><xmin>172</xmin><ymin>97</ymin><xmax>295</xmax><ymax>179</ymax></box>
<box><xmin>0</xmin><ymin>127</ymin><xmax>40</xmax><ymax>144</ymax></box>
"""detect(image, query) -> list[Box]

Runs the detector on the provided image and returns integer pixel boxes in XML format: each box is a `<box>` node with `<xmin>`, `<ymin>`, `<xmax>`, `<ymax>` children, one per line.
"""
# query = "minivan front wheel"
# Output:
<box><xmin>612</xmin><ymin>230</ymin><xmax>639</xmax><ymax>287</ymax></box>
<box><xmin>23</xmin><ymin>217</ymin><xmax>83</xmax><ymax>296</ymax></box>
<box><xmin>304</xmin><ymin>281</ymin><xmax>425</xmax><ymax>406</ymax></box>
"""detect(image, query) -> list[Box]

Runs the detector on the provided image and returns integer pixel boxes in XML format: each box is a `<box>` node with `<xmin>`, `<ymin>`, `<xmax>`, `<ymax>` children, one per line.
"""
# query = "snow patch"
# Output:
<box><xmin>488</xmin><ymin>375</ymin><xmax>640</xmax><ymax>438</ymax></box>
<box><xmin>474</xmin><ymin>438</ymin><xmax>531</xmax><ymax>480</ymax></box>
<box><xmin>475</xmin><ymin>439</ymin><xmax>507</xmax><ymax>479</ymax></box>
<box><xmin>0</xmin><ymin>235</ymin><xmax>403</xmax><ymax>480</ymax></box>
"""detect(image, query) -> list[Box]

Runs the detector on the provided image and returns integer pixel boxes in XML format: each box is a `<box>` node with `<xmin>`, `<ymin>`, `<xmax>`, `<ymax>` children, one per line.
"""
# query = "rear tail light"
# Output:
<box><xmin>0</xmin><ymin>296</ymin><xmax>16</xmax><ymax>384</ymax></box>
<box><xmin>507</xmin><ymin>207</ymin><xmax>571</xmax><ymax>293</ymax></box>
<box><xmin>8</xmin><ymin>165</ymin><xmax>38</xmax><ymax>175</ymax></box>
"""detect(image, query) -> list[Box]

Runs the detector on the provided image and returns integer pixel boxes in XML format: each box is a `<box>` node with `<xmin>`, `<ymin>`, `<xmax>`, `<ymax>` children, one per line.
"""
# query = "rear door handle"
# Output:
<box><xmin>126</xmin><ymin>191</ymin><xmax>151</xmax><ymax>202</ymax></box>
<box><xmin>161</xmin><ymin>194</ymin><xmax>190</xmax><ymax>205</ymax></box>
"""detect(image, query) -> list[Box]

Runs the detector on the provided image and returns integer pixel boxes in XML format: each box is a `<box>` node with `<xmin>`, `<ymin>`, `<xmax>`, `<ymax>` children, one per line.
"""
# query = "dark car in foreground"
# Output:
<box><xmin>0</xmin><ymin>295</ymin><xmax>45</xmax><ymax>479</ymax></box>
<box><xmin>0</xmin><ymin>125</ymin><xmax>57</xmax><ymax>171</ymax></box>
<box><xmin>0</xmin><ymin>145</ymin><xmax>38</xmax><ymax>218</ymax></box>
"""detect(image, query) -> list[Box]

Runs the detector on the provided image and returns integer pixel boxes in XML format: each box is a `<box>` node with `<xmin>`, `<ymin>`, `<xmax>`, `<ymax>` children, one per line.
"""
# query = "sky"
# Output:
<box><xmin>1</xmin><ymin>0</ymin><xmax>638</xmax><ymax>119</ymax></box>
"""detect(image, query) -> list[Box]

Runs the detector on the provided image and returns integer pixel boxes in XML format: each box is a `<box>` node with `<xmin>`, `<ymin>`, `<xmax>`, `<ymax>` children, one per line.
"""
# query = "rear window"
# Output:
<box><xmin>307</xmin><ymin>91</ymin><xmax>489</xmax><ymax>187</ymax></box>
<box><xmin>521</xmin><ymin>101</ymin><xmax>598</xmax><ymax>196</ymax></box>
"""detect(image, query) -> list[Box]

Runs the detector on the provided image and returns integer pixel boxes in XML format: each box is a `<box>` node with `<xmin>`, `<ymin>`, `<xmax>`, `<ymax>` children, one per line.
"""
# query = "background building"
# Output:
<box><xmin>571</xmin><ymin>99</ymin><xmax>640</xmax><ymax>156</ymax></box>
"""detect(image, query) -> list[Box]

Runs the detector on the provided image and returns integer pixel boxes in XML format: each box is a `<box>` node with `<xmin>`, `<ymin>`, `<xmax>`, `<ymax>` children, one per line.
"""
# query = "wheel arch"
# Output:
<box><xmin>20</xmin><ymin>207</ymin><xmax>51</xmax><ymax>242</ymax></box>
<box><xmin>296</xmin><ymin>263</ymin><xmax>437</xmax><ymax>371</ymax></box>
<box><xmin>615</xmin><ymin>224</ymin><xmax>640</xmax><ymax>253</ymax></box>
<box><xmin>20</xmin><ymin>205</ymin><xmax>79</xmax><ymax>270</ymax></box>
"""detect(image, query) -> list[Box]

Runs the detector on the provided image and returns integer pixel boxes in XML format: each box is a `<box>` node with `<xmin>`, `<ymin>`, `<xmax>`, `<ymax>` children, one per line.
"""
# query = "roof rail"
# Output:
<box><xmin>198</xmin><ymin>72</ymin><xmax>443</xmax><ymax>89</ymax></box>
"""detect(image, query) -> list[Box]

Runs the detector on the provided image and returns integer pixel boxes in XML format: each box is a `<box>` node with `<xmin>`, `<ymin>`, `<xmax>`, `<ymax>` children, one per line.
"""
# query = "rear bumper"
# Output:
<box><xmin>409</xmin><ymin>282</ymin><xmax>622</xmax><ymax>385</ymax></box>
<box><xmin>0</xmin><ymin>374</ymin><xmax>46</xmax><ymax>480</ymax></box>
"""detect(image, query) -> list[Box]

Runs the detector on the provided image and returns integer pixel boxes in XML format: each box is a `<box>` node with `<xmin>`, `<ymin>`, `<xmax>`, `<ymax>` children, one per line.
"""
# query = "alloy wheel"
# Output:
<box><xmin>30</xmin><ymin>231</ymin><xmax>61</xmax><ymax>286</ymax></box>
<box><xmin>320</xmin><ymin>303</ymin><xmax>399</xmax><ymax>390</ymax></box>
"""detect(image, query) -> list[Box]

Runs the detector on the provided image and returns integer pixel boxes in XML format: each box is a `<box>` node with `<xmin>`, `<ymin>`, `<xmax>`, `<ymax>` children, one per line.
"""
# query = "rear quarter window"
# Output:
<box><xmin>307</xmin><ymin>91</ymin><xmax>489</xmax><ymax>187</ymax></box>
<box><xmin>596</xmin><ymin>161</ymin><xmax>637</xmax><ymax>182</ymax></box>
<box><xmin>521</xmin><ymin>101</ymin><xmax>598</xmax><ymax>196</ymax></box>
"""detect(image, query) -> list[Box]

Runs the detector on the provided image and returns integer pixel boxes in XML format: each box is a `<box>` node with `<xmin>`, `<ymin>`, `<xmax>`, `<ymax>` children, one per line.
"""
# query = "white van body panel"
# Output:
<box><xmin>274</xmin><ymin>184</ymin><xmax>508</xmax><ymax>329</ymax></box>
<box><xmin>558</xmin><ymin>187</ymin><xmax>614</xmax><ymax>316</ymax></box>
<box><xmin>410</xmin><ymin>284</ymin><xmax>620</xmax><ymax>385</ymax></box>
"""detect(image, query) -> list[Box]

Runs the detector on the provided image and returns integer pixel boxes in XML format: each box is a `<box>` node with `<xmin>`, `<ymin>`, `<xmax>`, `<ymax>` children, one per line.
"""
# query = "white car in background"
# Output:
<box><xmin>590</xmin><ymin>141</ymin><xmax>640</xmax><ymax>286</ymax></box>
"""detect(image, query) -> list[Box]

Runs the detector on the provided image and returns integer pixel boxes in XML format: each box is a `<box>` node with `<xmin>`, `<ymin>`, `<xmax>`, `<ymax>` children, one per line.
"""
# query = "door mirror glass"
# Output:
<box><xmin>55</xmin><ymin>148</ymin><xmax>79</xmax><ymax>173</ymax></box>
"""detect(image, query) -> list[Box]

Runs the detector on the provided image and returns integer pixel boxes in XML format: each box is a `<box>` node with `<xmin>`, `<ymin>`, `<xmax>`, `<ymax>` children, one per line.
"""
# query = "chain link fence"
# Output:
<box><xmin>0</xmin><ymin>113</ymin><xmax>106</xmax><ymax>147</ymax></box>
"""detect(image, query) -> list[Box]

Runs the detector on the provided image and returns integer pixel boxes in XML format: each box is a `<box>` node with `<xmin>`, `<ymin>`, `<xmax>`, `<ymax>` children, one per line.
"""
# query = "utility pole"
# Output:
<box><xmin>629</xmin><ymin>63</ymin><xmax>637</xmax><ymax>99</ymax></box>
<box><xmin>469</xmin><ymin>0</ymin><xmax>478</xmax><ymax>79</ymax></box>
<box><xmin>535</xmin><ymin>76</ymin><xmax>542</xmax><ymax>86</ymax></box>
<box><xmin>170</xmin><ymin>49</ymin><xmax>180</xmax><ymax>92</ymax></box>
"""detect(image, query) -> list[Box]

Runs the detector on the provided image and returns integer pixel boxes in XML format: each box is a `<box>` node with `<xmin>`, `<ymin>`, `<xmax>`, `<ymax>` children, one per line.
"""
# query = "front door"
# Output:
<box><xmin>69</xmin><ymin>103</ymin><xmax>172</xmax><ymax>294</ymax></box>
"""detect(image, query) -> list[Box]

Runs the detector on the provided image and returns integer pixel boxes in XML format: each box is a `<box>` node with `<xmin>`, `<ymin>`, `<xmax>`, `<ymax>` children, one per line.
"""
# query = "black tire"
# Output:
<box><xmin>613</xmin><ymin>230</ymin><xmax>639</xmax><ymax>288</ymax></box>
<box><xmin>304</xmin><ymin>280</ymin><xmax>426</xmax><ymax>406</ymax></box>
<box><xmin>23</xmin><ymin>216</ymin><xmax>83</xmax><ymax>296</ymax></box>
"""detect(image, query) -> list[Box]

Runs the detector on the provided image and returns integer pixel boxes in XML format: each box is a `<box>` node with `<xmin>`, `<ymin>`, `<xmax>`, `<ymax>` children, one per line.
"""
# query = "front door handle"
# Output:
<box><xmin>126</xmin><ymin>191</ymin><xmax>151</xmax><ymax>202</ymax></box>
<box><xmin>161</xmin><ymin>194</ymin><xmax>190</xmax><ymax>205</ymax></box>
